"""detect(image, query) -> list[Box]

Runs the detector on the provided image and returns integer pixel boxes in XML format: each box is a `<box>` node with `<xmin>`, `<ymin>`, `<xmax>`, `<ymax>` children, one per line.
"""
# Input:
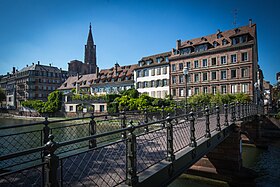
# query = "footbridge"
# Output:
<box><xmin>0</xmin><ymin>102</ymin><xmax>264</xmax><ymax>186</ymax></box>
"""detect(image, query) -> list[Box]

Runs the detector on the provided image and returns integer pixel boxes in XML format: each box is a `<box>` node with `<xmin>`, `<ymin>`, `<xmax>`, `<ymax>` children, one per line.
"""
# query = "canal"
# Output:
<box><xmin>1</xmin><ymin>117</ymin><xmax>280</xmax><ymax>186</ymax></box>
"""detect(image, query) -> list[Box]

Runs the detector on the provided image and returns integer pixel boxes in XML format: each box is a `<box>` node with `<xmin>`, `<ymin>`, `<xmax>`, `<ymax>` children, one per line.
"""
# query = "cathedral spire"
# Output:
<box><xmin>84</xmin><ymin>23</ymin><xmax>97</xmax><ymax>74</ymax></box>
<box><xmin>87</xmin><ymin>23</ymin><xmax>94</xmax><ymax>45</ymax></box>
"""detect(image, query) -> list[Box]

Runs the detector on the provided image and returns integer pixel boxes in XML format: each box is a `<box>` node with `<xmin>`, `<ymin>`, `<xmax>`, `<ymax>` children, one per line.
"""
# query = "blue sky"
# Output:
<box><xmin>0</xmin><ymin>0</ymin><xmax>279</xmax><ymax>84</ymax></box>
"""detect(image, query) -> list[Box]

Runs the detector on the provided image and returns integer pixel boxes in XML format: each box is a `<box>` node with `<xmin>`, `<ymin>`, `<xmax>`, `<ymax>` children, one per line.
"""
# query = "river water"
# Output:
<box><xmin>1</xmin><ymin>117</ymin><xmax>280</xmax><ymax>186</ymax></box>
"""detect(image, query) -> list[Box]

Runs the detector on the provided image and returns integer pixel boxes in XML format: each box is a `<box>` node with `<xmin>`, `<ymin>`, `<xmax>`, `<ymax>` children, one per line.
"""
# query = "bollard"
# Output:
<box><xmin>216</xmin><ymin>105</ymin><xmax>221</xmax><ymax>131</ymax></box>
<box><xmin>205</xmin><ymin>106</ymin><xmax>211</xmax><ymax>138</ymax></box>
<box><xmin>125</xmin><ymin>121</ymin><xmax>138</xmax><ymax>186</ymax></box>
<box><xmin>189</xmin><ymin>110</ymin><xmax>197</xmax><ymax>147</ymax></box>
<box><xmin>43</xmin><ymin>117</ymin><xmax>50</xmax><ymax>145</ymax></box>
<box><xmin>44</xmin><ymin>134</ymin><xmax>59</xmax><ymax>187</ymax></box>
<box><xmin>166</xmin><ymin>114</ymin><xmax>175</xmax><ymax>162</ymax></box>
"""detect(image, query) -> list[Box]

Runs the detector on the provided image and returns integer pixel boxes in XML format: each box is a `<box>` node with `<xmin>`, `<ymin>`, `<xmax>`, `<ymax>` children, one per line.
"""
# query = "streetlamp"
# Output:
<box><xmin>183</xmin><ymin>67</ymin><xmax>189</xmax><ymax>114</ymax></box>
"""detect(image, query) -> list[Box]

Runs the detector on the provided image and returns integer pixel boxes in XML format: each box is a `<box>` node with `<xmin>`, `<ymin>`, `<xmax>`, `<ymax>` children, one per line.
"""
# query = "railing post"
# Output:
<box><xmin>241</xmin><ymin>102</ymin><xmax>244</xmax><ymax>119</ymax></box>
<box><xmin>224</xmin><ymin>104</ymin><xmax>229</xmax><ymax>126</ymax></box>
<box><xmin>44</xmin><ymin>134</ymin><xmax>59</xmax><ymax>187</ymax></box>
<box><xmin>230</xmin><ymin>102</ymin><xmax>236</xmax><ymax>123</ymax></box>
<box><xmin>121</xmin><ymin>111</ymin><xmax>127</xmax><ymax>139</ymax></box>
<box><xmin>89</xmin><ymin>113</ymin><xmax>97</xmax><ymax>148</ymax></box>
<box><xmin>166</xmin><ymin>114</ymin><xmax>175</xmax><ymax>161</ymax></box>
<box><xmin>216</xmin><ymin>105</ymin><xmax>221</xmax><ymax>131</ymax></box>
<box><xmin>205</xmin><ymin>106</ymin><xmax>211</xmax><ymax>138</ymax></box>
<box><xmin>43</xmin><ymin>117</ymin><xmax>50</xmax><ymax>145</ymax></box>
<box><xmin>161</xmin><ymin>106</ymin><xmax>165</xmax><ymax>129</ymax></box>
<box><xmin>237</xmin><ymin>101</ymin><xmax>241</xmax><ymax>120</ymax></box>
<box><xmin>126</xmin><ymin>120</ymin><xmax>138</xmax><ymax>186</ymax></box>
<box><xmin>189</xmin><ymin>110</ymin><xmax>197</xmax><ymax>147</ymax></box>
<box><xmin>144</xmin><ymin>108</ymin><xmax>149</xmax><ymax>133</ymax></box>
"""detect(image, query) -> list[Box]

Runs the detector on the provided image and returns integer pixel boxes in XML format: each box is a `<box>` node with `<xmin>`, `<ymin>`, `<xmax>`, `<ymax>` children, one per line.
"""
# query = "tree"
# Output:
<box><xmin>0</xmin><ymin>88</ymin><xmax>6</xmax><ymax>106</ymax></box>
<box><xmin>43</xmin><ymin>91</ymin><xmax>62</xmax><ymax>113</ymax></box>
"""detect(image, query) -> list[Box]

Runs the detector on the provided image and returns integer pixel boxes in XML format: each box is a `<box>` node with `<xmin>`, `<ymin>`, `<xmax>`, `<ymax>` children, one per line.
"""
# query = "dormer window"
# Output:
<box><xmin>217</xmin><ymin>33</ymin><xmax>222</xmax><ymax>39</ymax></box>
<box><xmin>222</xmin><ymin>39</ymin><xmax>228</xmax><ymax>45</ymax></box>
<box><xmin>201</xmin><ymin>37</ymin><xmax>207</xmax><ymax>41</ymax></box>
<box><xmin>213</xmin><ymin>41</ymin><xmax>219</xmax><ymax>47</ymax></box>
<box><xmin>156</xmin><ymin>58</ymin><xmax>161</xmax><ymax>63</ymax></box>
<box><xmin>83</xmin><ymin>81</ymin><xmax>86</xmax><ymax>85</ymax></box>
<box><xmin>165</xmin><ymin>56</ymin><xmax>169</xmax><ymax>62</ymax></box>
<box><xmin>64</xmin><ymin>83</ymin><xmax>67</xmax><ymax>87</ymax></box>
<box><xmin>180</xmin><ymin>47</ymin><xmax>192</xmax><ymax>55</ymax></box>
<box><xmin>146</xmin><ymin>60</ymin><xmax>152</xmax><ymax>65</ymax></box>
<box><xmin>186</xmin><ymin>41</ymin><xmax>193</xmax><ymax>45</ymax></box>
<box><xmin>72</xmin><ymin>82</ymin><xmax>76</xmax><ymax>86</ymax></box>
<box><xmin>234</xmin><ymin>28</ymin><xmax>240</xmax><ymax>34</ymax></box>
<box><xmin>195</xmin><ymin>44</ymin><xmax>208</xmax><ymax>52</ymax></box>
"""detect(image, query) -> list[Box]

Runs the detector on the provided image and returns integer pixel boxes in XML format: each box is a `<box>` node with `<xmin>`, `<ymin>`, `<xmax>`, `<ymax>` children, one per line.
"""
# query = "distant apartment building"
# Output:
<box><xmin>263</xmin><ymin>80</ymin><xmax>272</xmax><ymax>106</ymax></box>
<box><xmin>134</xmin><ymin>52</ymin><xmax>171</xmax><ymax>98</ymax></box>
<box><xmin>91</xmin><ymin>63</ymin><xmax>137</xmax><ymax>95</ymax></box>
<box><xmin>0</xmin><ymin>62</ymin><xmax>68</xmax><ymax>108</ymax></box>
<box><xmin>169</xmin><ymin>19</ymin><xmax>260</xmax><ymax>101</ymax></box>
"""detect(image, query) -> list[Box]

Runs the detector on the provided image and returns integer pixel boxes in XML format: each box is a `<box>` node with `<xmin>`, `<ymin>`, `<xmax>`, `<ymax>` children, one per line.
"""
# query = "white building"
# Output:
<box><xmin>134</xmin><ymin>52</ymin><xmax>171</xmax><ymax>98</ymax></box>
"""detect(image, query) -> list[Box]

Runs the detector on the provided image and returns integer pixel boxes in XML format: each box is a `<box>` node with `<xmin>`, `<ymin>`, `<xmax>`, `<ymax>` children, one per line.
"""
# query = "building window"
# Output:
<box><xmin>163</xmin><ymin>66</ymin><xmax>167</xmax><ymax>74</ymax></box>
<box><xmin>151</xmin><ymin>91</ymin><xmax>155</xmax><ymax>97</ymax></box>
<box><xmin>143</xmin><ymin>69</ymin><xmax>149</xmax><ymax>77</ymax></box>
<box><xmin>194</xmin><ymin>73</ymin><xmax>199</xmax><ymax>82</ymax></box>
<box><xmin>211</xmin><ymin>71</ymin><xmax>217</xmax><ymax>80</ymax></box>
<box><xmin>202</xmin><ymin>59</ymin><xmax>208</xmax><ymax>67</ymax></box>
<box><xmin>231</xmin><ymin>54</ymin><xmax>237</xmax><ymax>63</ymax></box>
<box><xmin>194</xmin><ymin>87</ymin><xmax>199</xmax><ymax>95</ymax></box>
<box><xmin>241</xmin><ymin>52</ymin><xmax>248</xmax><ymax>61</ymax></box>
<box><xmin>151</xmin><ymin>80</ymin><xmax>155</xmax><ymax>87</ymax></box>
<box><xmin>100</xmin><ymin>105</ymin><xmax>105</xmax><ymax>112</ymax></box>
<box><xmin>203</xmin><ymin>72</ymin><xmax>207</xmax><ymax>81</ymax></box>
<box><xmin>172</xmin><ymin>76</ymin><xmax>176</xmax><ymax>84</ymax></box>
<box><xmin>231</xmin><ymin>69</ymin><xmax>237</xmax><ymax>79</ymax></box>
<box><xmin>203</xmin><ymin>87</ymin><xmax>208</xmax><ymax>94</ymax></box>
<box><xmin>221</xmin><ymin>56</ymin><xmax>227</xmax><ymax>64</ymax></box>
<box><xmin>157</xmin><ymin>68</ymin><xmax>161</xmax><ymax>75</ymax></box>
<box><xmin>179</xmin><ymin>63</ymin><xmax>184</xmax><ymax>70</ymax></box>
<box><xmin>221</xmin><ymin>85</ymin><xmax>227</xmax><ymax>94</ymax></box>
<box><xmin>164</xmin><ymin>57</ymin><xmax>168</xmax><ymax>63</ymax></box>
<box><xmin>211</xmin><ymin>58</ymin><xmax>216</xmax><ymax>66</ymax></box>
<box><xmin>241</xmin><ymin>83</ymin><xmax>249</xmax><ymax>93</ymax></box>
<box><xmin>222</xmin><ymin>39</ymin><xmax>227</xmax><ymax>45</ymax></box>
<box><xmin>157</xmin><ymin>91</ymin><xmax>161</xmax><ymax>98</ymax></box>
<box><xmin>241</xmin><ymin>68</ymin><xmax>249</xmax><ymax>77</ymax></box>
<box><xmin>69</xmin><ymin>106</ymin><xmax>73</xmax><ymax>111</ymax></box>
<box><xmin>151</xmin><ymin>68</ymin><xmax>155</xmax><ymax>76</ymax></box>
<box><xmin>172</xmin><ymin>64</ymin><xmax>176</xmax><ymax>72</ymax></box>
<box><xmin>231</xmin><ymin>84</ymin><xmax>238</xmax><ymax>94</ymax></box>
<box><xmin>212</xmin><ymin>86</ymin><xmax>217</xmax><ymax>95</ymax></box>
<box><xmin>179</xmin><ymin>88</ymin><xmax>184</xmax><ymax>97</ymax></box>
<box><xmin>186</xmin><ymin>62</ymin><xmax>191</xmax><ymax>69</ymax></box>
<box><xmin>163</xmin><ymin>79</ymin><xmax>168</xmax><ymax>86</ymax></box>
<box><xmin>143</xmin><ymin>81</ymin><xmax>148</xmax><ymax>88</ymax></box>
<box><xmin>179</xmin><ymin>75</ymin><xmax>184</xmax><ymax>83</ymax></box>
<box><xmin>194</xmin><ymin>60</ymin><xmax>199</xmax><ymax>68</ymax></box>
<box><xmin>221</xmin><ymin>70</ymin><xmax>227</xmax><ymax>80</ymax></box>
<box><xmin>172</xmin><ymin>89</ymin><xmax>176</xmax><ymax>96</ymax></box>
<box><xmin>195</xmin><ymin>44</ymin><xmax>208</xmax><ymax>52</ymax></box>
<box><xmin>156</xmin><ymin>58</ymin><xmax>161</xmax><ymax>63</ymax></box>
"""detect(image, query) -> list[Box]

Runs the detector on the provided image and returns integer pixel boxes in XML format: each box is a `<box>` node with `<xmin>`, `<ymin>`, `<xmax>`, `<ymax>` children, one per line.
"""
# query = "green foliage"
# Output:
<box><xmin>71</xmin><ymin>94</ymin><xmax>107</xmax><ymax>101</ymax></box>
<box><xmin>187</xmin><ymin>93</ymin><xmax>251</xmax><ymax>106</ymax></box>
<box><xmin>122</xmin><ymin>88</ymin><xmax>139</xmax><ymax>99</ymax></box>
<box><xmin>21</xmin><ymin>91</ymin><xmax>62</xmax><ymax>113</ymax></box>
<box><xmin>276</xmin><ymin>112</ymin><xmax>280</xmax><ymax>119</ymax></box>
<box><xmin>0</xmin><ymin>88</ymin><xmax>6</xmax><ymax>103</ymax></box>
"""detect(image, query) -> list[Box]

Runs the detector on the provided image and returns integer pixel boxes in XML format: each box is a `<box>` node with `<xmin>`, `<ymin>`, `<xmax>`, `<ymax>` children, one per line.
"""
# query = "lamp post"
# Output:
<box><xmin>183</xmin><ymin>67</ymin><xmax>189</xmax><ymax>114</ymax></box>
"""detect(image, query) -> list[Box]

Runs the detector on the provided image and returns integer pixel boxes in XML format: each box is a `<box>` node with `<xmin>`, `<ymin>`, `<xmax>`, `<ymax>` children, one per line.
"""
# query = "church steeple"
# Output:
<box><xmin>84</xmin><ymin>23</ymin><xmax>97</xmax><ymax>73</ymax></box>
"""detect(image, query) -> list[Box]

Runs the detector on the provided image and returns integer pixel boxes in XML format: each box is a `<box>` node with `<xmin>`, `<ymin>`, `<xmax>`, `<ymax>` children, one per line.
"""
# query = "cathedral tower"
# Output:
<box><xmin>84</xmin><ymin>23</ymin><xmax>97</xmax><ymax>73</ymax></box>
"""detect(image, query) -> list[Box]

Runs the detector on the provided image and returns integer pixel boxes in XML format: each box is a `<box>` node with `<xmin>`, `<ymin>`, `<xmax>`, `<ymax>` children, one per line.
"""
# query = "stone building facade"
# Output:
<box><xmin>169</xmin><ymin>19</ymin><xmax>260</xmax><ymax>101</ymax></box>
<box><xmin>134</xmin><ymin>52</ymin><xmax>171</xmax><ymax>98</ymax></box>
<box><xmin>0</xmin><ymin>62</ymin><xmax>68</xmax><ymax>108</ymax></box>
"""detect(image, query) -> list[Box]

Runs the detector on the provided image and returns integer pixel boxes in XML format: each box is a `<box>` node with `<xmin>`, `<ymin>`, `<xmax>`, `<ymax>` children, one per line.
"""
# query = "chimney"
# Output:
<box><xmin>32</xmin><ymin>63</ymin><xmax>34</xmax><ymax>65</ymax></box>
<box><xmin>12</xmin><ymin>67</ymin><xmax>15</xmax><ymax>74</ymax></box>
<box><xmin>176</xmin><ymin>39</ymin><xmax>181</xmax><ymax>50</ymax></box>
<box><xmin>217</xmin><ymin>29</ymin><xmax>220</xmax><ymax>33</ymax></box>
<box><xmin>38</xmin><ymin>61</ymin><xmax>40</xmax><ymax>65</ymax></box>
<box><xmin>115</xmin><ymin>62</ymin><xmax>119</xmax><ymax>76</ymax></box>
<box><xmin>26</xmin><ymin>64</ymin><xmax>28</xmax><ymax>67</ymax></box>
<box><xmin>249</xmin><ymin>19</ymin><xmax>252</xmax><ymax>27</ymax></box>
<box><xmin>49</xmin><ymin>63</ymin><xmax>51</xmax><ymax>67</ymax></box>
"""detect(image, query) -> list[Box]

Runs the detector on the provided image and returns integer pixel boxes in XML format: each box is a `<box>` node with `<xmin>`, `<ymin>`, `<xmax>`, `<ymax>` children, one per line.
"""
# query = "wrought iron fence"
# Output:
<box><xmin>0</xmin><ymin>102</ymin><xmax>260</xmax><ymax>187</ymax></box>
